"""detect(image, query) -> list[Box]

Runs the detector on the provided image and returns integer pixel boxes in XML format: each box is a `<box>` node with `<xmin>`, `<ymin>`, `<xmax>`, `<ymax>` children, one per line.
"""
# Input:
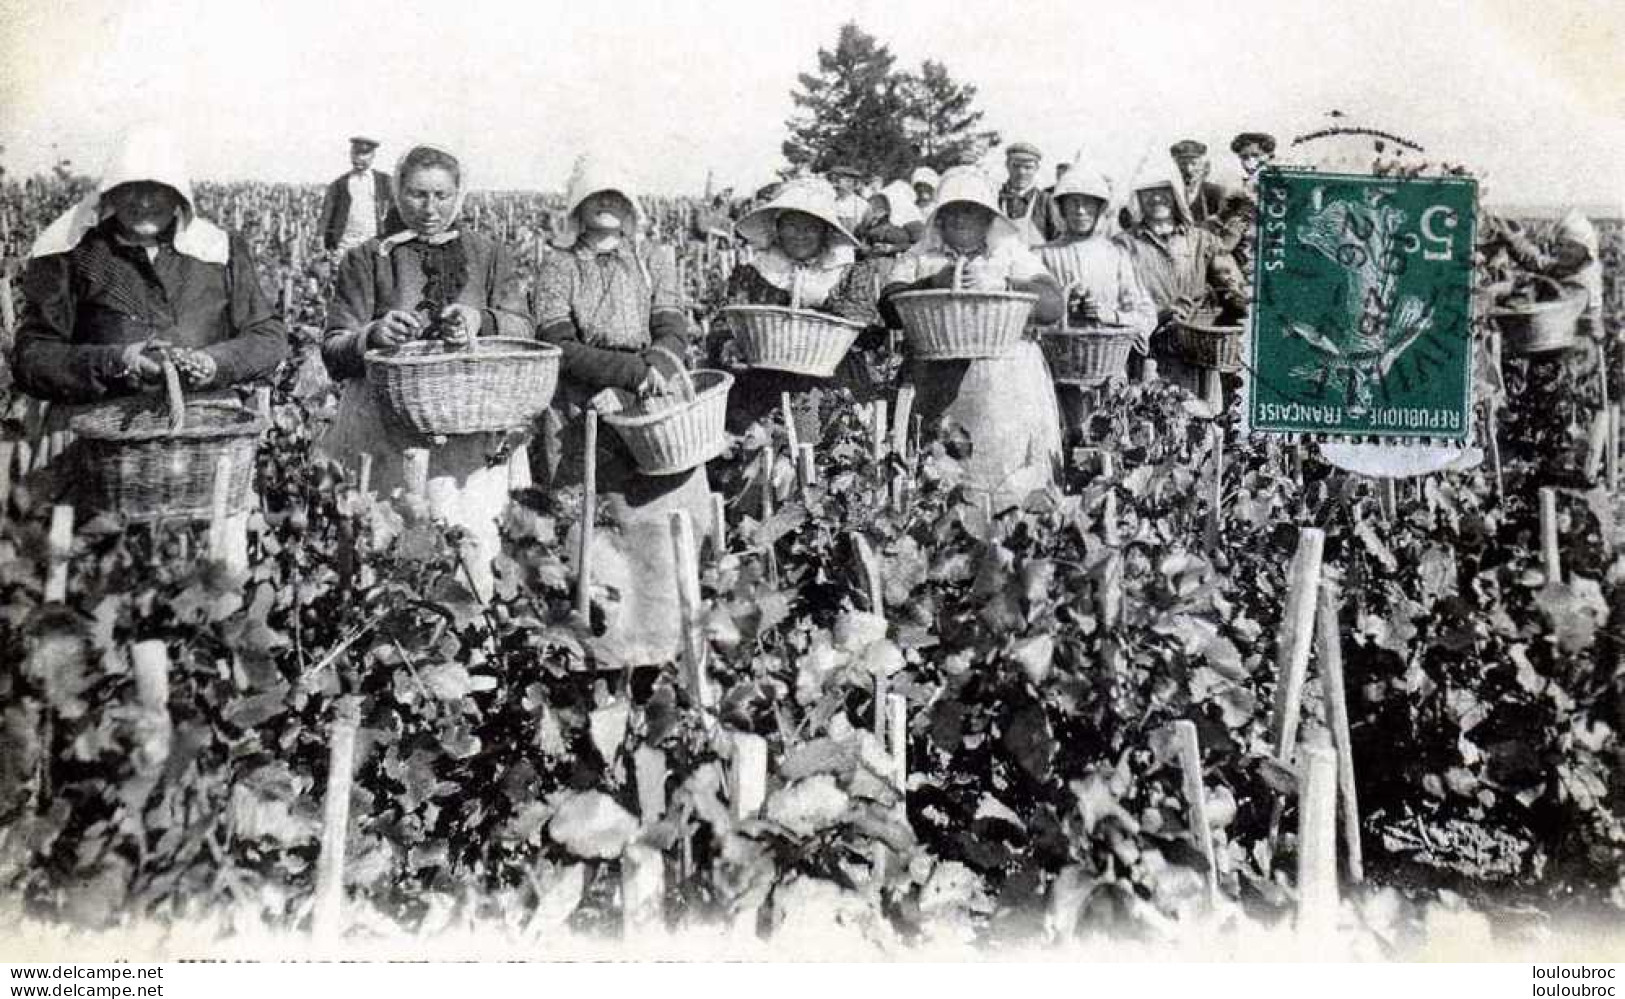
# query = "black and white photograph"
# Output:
<box><xmin>0</xmin><ymin>0</ymin><xmax>1622</xmax><ymax>977</ymax></box>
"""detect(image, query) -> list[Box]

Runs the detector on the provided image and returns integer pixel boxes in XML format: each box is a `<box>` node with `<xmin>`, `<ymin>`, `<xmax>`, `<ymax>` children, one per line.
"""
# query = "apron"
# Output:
<box><xmin>1013</xmin><ymin>192</ymin><xmax>1045</xmax><ymax>248</ymax></box>
<box><xmin>904</xmin><ymin>339</ymin><xmax>1062</xmax><ymax>508</ymax></box>
<box><xmin>316</xmin><ymin>379</ymin><xmax>521</xmax><ymax>601</ymax></box>
<box><xmin>535</xmin><ymin>376</ymin><xmax>713</xmax><ymax>667</ymax></box>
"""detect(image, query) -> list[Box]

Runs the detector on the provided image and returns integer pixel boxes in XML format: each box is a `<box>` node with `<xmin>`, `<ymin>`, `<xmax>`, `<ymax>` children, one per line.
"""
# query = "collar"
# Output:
<box><xmin>377</xmin><ymin>228</ymin><xmax>462</xmax><ymax>256</ymax></box>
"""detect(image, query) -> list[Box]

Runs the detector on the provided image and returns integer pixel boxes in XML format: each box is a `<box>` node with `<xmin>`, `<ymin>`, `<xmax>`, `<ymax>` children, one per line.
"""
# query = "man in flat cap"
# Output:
<box><xmin>1167</xmin><ymin>140</ymin><xmax>1234</xmax><ymax>237</ymax></box>
<box><xmin>999</xmin><ymin>142</ymin><xmax>1064</xmax><ymax>246</ymax></box>
<box><xmin>319</xmin><ymin>136</ymin><xmax>395</xmax><ymax>254</ymax></box>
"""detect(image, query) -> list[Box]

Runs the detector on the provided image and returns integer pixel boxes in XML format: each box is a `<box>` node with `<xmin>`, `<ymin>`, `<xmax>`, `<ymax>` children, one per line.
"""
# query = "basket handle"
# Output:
<box><xmin>161</xmin><ymin>353</ymin><xmax>186</xmax><ymax>434</ymax></box>
<box><xmin>1529</xmin><ymin>273</ymin><xmax>1567</xmax><ymax>302</ymax></box>
<box><xmin>790</xmin><ymin>267</ymin><xmax>804</xmax><ymax>311</ymax></box>
<box><xmin>646</xmin><ymin>344</ymin><xmax>696</xmax><ymax>403</ymax></box>
<box><xmin>951</xmin><ymin>256</ymin><xmax>965</xmax><ymax>293</ymax></box>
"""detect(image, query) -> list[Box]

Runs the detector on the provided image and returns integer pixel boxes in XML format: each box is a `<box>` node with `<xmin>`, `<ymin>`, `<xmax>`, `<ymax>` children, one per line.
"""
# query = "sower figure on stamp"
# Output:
<box><xmin>881</xmin><ymin>166</ymin><xmax>1065</xmax><ymax>508</ymax></box>
<box><xmin>530</xmin><ymin>155</ymin><xmax>713</xmax><ymax>666</ymax></box>
<box><xmin>722</xmin><ymin>178</ymin><xmax>890</xmax><ymax>441</ymax></box>
<box><xmin>1038</xmin><ymin>166</ymin><xmax>1157</xmax><ymax>444</ymax></box>
<box><xmin>1116</xmin><ymin>173</ymin><xmax>1249</xmax><ymax>396</ymax></box>
<box><xmin>317</xmin><ymin>143</ymin><xmax>532</xmax><ymax>600</ymax></box>
<box><xmin>13</xmin><ymin>124</ymin><xmax>288</xmax><ymax>498</ymax></box>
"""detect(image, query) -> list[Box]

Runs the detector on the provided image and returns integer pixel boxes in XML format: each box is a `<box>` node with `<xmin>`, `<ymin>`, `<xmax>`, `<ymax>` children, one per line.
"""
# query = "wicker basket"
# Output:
<box><xmin>1175</xmin><ymin>314</ymin><xmax>1245</xmax><ymax>373</ymax></box>
<box><xmin>891</xmin><ymin>258</ymin><xmax>1038</xmax><ymax>361</ymax></box>
<box><xmin>720</xmin><ymin>306</ymin><xmax>864</xmax><ymax>377</ymax></box>
<box><xmin>1492</xmin><ymin>276</ymin><xmax>1587</xmax><ymax>356</ymax></box>
<box><xmin>602</xmin><ymin>350</ymin><xmax>733</xmax><ymax>476</ymax></box>
<box><xmin>1040</xmin><ymin>283</ymin><xmax>1138</xmax><ymax>385</ymax></box>
<box><xmin>70</xmin><ymin>360</ymin><xmax>265</xmax><ymax>522</ymax></box>
<box><xmin>366</xmin><ymin>337</ymin><xmax>561</xmax><ymax>436</ymax></box>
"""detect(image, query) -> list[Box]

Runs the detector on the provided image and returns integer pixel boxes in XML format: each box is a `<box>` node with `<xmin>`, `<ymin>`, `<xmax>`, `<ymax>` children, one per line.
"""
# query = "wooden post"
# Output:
<box><xmin>797</xmin><ymin>444</ymin><xmax>817</xmax><ymax>500</ymax></box>
<box><xmin>1540</xmin><ymin>487</ymin><xmax>1561</xmax><ymax>584</ymax></box>
<box><xmin>44</xmin><ymin>504</ymin><xmax>73</xmax><ymax>603</ymax></box>
<box><xmin>634</xmin><ymin>745</ymin><xmax>668</xmax><ymax>823</ymax></box>
<box><xmin>1315</xmin><ymin>582</ymin><xmax>1363</xmax><ymax>884</ymax></box>
<box><xmin>781</xmin><ymin>392</ymin><xmax>801</xmax><ymax>457</ymax></box>
<box><xmin>886</xmin><ymin>693</ymin><xmax>907</xmax><ymax>790</ymax></box>
<box><xmin>1296</xmin><ymin>743</ymin><xmax>1339</xmax><ymax>938</ymax></box>
<box><xmin>669</xmin><ymin>510</ymin><xmax>715</xmax><ymax>716</ymax></box>
<box><xmin>852</xmin><ymin>533</ymin><xmax>884</xmax><ymax>615</ymax></box>
<box><xmin>621</xmin><ymin>842</ymin><xmax>664</xmax><ymax>934</ymax></box>
<box><xmin>1098</xmin><ymin>552</ymin><xmax>1123</xmax><ymax>629</ymax></box>
<box><xmin>871</xmin><ymin>399</ymin><xmax>888</xmax><ymax>461</ymax></box>
<box><xmin>357</xmin><ymin>452</ymin><xmax>374</xmax><ymax>497</ymax></box>
<box><xmin>1100</xmin><ymin>452</ymin><xmax>1120</xmax><ymax>548</ymax></box>
<box><xmin>1271</xmin><ymin>528</ymin><xmax>1325</xmax><ymax>763</ymax></box>
<box><xmin>576</xmin><ymin>413</ymin><xmax>599</xmax><ymax>620</ymax></box>
<box><xmin>709</xmin><ymin>492</ymin><xmax>726</xmax><ymax>557</ymax></box>
<box><xmin>402</xmin><ymin>449</ymin><xmax>430</xmax><ymax>500</ymax></box>
<box><xmin>760</xmin><ymin>447</ymin><xmax>778</xmax><ymax>583</ymax></box>
<box><xmin>1171</xmin><ymin>720</ymin><xmax>1219</xmax><ymax>907</ymax></box>
<box><xmin>1141</xmin><ymin>358</ymin><xmax>1158</xmax><ymax>384</ymax></box>
<box><xmin>892</xmin><ymin>385</ymin><xmax>916</xmax><ymax>459</ymax></box>
<box><xmin>1207</xmin><ymin>421</ymin><xmax>1225</xmax><ymax>552</ymax></box>
<box><xmin>1484</xmin><ymin>403</ymin><xmax>1504</xmax><ymax>506</ymax></box>
<box><xmin>0</xmin><ymin>273</ymin><xmax>14</xmax><ymax>337</ymax></box>
<box><xmin>1609</xmin><ymin>405</ymin><xmax>1620</xmax><ymax>497</ymax></box>
<box><xmin>129</xmin><ymin>640</ymin><xmax>173</xmax><ymax>775</ymax></box>
<box><xmin>0</xmin><ymin>439</ymin><xmax>15</xmax><ymax>519</ymax></box>
<box><xmin>728</xmin><ymin>731</ymin><xmax>767</xmax><ymax>820</ymax></box>
<box><xmin>208</xmin><ymin>454</ymin><xmax>247</xmax><ymax>572</ymax></box>
<box><xmin>312</xmin><ymin>695</ymin><xmax>361</xmax><ymax>941</ymax></box>
<box><xmin>254</xmin><ymin>385</ymin><xmax>272</xmax><ymax>421</ymax></box>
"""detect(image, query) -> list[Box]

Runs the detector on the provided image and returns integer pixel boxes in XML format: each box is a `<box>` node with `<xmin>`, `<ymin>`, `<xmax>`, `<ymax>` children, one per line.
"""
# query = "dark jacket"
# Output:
<box><xmin>319</xmin><ymin>170</ymin><xmax>394</xmax><ymax>251</ymax></box>
<box><xmin>12</xmin><ymin>220</ymin><xmax>288</xmax><ymax>402</ymax></box>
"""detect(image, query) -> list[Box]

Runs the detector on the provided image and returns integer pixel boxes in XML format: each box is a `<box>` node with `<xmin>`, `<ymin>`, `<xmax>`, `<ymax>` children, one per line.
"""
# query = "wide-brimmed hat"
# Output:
<box><xmin>735</xmin><ymin>177</ymin><xmax>858</xmax><ymax>249</ymax></box>
<box><xmin>1052</xmin><ymin>167</ymin><xmax>1112</xmax><ymax>206</ymax></box>
<box><xmin>923</xmin><ymin>166</ymin><xmax>1021</xmax><ymax>242</ymax></box>
<box><xmin>560</xmin><ymin>154</ymin><xmax>648</xmax><ymax>243</ymax></box>
<box><xmin>910</xmin><ymin>166</ymin><xmax>940</xmax><ymax>189</ymax></box>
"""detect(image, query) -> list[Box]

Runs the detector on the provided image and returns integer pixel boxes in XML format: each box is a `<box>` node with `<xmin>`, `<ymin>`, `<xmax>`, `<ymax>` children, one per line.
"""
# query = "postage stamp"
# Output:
<box><xmin>1247</xmin><ymin>169</ymin><xmax>1479</xmax><ymax>442</ymax></box>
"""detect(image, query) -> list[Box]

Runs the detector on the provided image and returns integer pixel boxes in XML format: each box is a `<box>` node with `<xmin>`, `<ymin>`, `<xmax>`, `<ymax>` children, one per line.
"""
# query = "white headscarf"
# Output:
<box><xmin>377</xmin><ymin>142</ymin><xmax>467</xmax><ymax>255</ymax></box>
<box><xmin>29</xmin><ymin>123</ymin><xmax>228</xmax><ymax>264</ymax></box>
<box><xmin>556</xmin><ymin>154</ymin><xmax>648</xmax><ymax>248</ymax></box>
<box><xmin>1050</xmin><ymin>165</ymin><xmax>1118</xmax><ymax>239</ymax></box>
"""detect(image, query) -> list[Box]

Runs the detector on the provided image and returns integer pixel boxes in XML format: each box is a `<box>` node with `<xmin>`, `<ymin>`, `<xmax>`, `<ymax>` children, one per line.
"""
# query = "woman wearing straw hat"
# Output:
<box><xmin>530</xmin><ymin>155</ymin><xmax>712</xmax><ymax>666</ymax></box>
<box><xmin>880</xmin><ymin>166</ymin><xmax>1065</xmax><ymax>506</ymax></box>
<box><xmin>724</xmin><ymin>177</ymin><xmax>888</xmax><ymax>437</ymax></box>
<box><xmin>317</xmin><ymin>142</ymin><xmax>531</xmax><ymax>598</ymax></box>
<box><xmin>13</xmin><ymin>124</ymin><xmax>288</xmax><ymax>494</ymax></box>
<box><xmin>1039</xmin><ymin>165</ymin><xmax>1157</xmax><ymax>441</ymax></box>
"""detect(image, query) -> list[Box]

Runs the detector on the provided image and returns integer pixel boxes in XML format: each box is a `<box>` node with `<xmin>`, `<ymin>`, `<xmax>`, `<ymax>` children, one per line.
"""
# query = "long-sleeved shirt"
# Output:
<box><xmin>13</xmin><ymin>220</ymin><xmax>288</xmax><ymax>402</ymax></box>
<box><xmin>1038</xmin><ymin>237</ymin><xmax>1159</xmax><ymax>351</ymax></box>
<box><xmin>321</xmin><ymin>230</ymin><xmax>530</xmax><ymax>380</ymax></box>
<box><xmin>1115</xmin><ymin>223</ymin><xmax>1248</xmax><ymax>328</ymax></box>
<box><xmin>529</xmin><ymin>240</ymin><xmax>690</xmax><ymax>390</ymax></box>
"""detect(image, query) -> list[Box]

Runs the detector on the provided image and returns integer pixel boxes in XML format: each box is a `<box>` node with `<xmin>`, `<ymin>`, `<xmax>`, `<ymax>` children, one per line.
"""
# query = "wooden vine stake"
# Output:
<box><xmin>1171</xmin><ymin>720</ymin><xmax>1219</xmax><ymax>908</ymax></box>
<box><xmin>781</xmin><ymin>392</ymin><xmax>801</xmax><ymax>459</ymax></box>
<box><xmin>357</xmin><ymin>452</ymin><xmax>374</xmax><ymax>498</ymax></box>
<box><xmin>1315</xmin><ymin>582</ymin><xmax>1363</xmax><ymax>883</ymax></box>
<box><xmin>669</xmin><ymin>510</ymin><xmax>715</xmax><ymax>719</ymax></box>
<box><xmin>709</xmin><ymin>492</ymin><xmax>726</xmax><ymax>558</ymax></box>
<box><xmin>1609</xmin><ymin>404</ymin><xmax>1621</xmax><ymax>497</ymax></box>
<box><xmin>797</xmin><ymin>444</ymin><xmax>817</xmax><ymax>495</ymax></box>
<box><xmin>402</xmin><ymin>448</ymin><xmax>430</xmax><ymax>501</ymax></box>
<box><xmin>129</xmin><ymin>640</ymin><xmax>174</xmax><ymax>776</ymax></box>
<box><xmin>728</xmin><ymin>731</ymin><xmax>767</xmax><ymax>821</ymax></box>
<box><xmin>0</xmin><ymin>439</ymin><xmax>15</xmax><ymax>523</ymax></box>
<box><xmin>760</xmin><ymin>447</ymin><xmax>779</xmax><ymax>584</ymax></box>
<box><xmin>508</xmin><ymin>443</ymin><xmax>532</xmax><ymax>491</ymax></box>
<box><xmin>1271</xmin><ymin>528</ymin><xmax>1324</xmax><ymax>763</ymax></box>
<box><xmin>1296</xmin><ymin>743</ymin><xmax>1340</xmax><ymax>939</ymax></box>
<box><xmin>312</xmin><ymin>695</ymin><xmax>361</xmax><ymax>942</ymax></box>
<box><xmin>0</xmin><ymin>273</ymin><xmax>14</xmax><ymax>337</ymax></box>
<box><xmin>871</xmin><ymin>399</ymin><xmax>888</xmax><ymax>461</ymax></box>
<box><xmin>624</xmin><ymin>744</ymin><xmax>668</xmax><ymax>935</ymax></box>
<box><xmin>892</xmin><ymin>385</ymin><xmax>916</xmax><ymax>458</ymax></box>
<box><xmin>208</xmin><ymin>454</ymin><xmax>248</xmax><ymax>573</ymax></box>
<box><xmin>44</xmin><ymin>504</ymin><xmax>73</xmax><ymax>603</ymax></box>
<box><xmin>1539</xmin><ymin>487</ymin><xmax>1561</xmax><ymax>584</ymax></box>
<box><xmin>576</xmin><ymin>412</ymin><xmax>599</xmax><ymax>620</ymax></box>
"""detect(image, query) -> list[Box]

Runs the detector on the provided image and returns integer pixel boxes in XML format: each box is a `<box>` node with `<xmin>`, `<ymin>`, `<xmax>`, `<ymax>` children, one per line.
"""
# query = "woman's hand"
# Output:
<box><xmin>1070</xmin><ymin>288</ymin><xmax>1101</xmax><ymax>323</ymax></box>
<box><xmin>365</xmin><ymin>310</ymin><xmax>424</xmax><ymax>349</ymax></box>
<box><xmin>170</xmin><ymin>348</ymin><xmax>217</xmax><ymax>389</ymax></box>
<box><xmin>961</xmin><ymin>258</ymin><xmax>1006</xmax><ymax>291</ymax></box>
<box><xmin>438</xmin><ymin>304</ymin><xmax>482</xmax><ymax>346</ymax></box>
<box><xmin>119</xmin><ymin>342</ymin><xmax>167</xmax><ymax>386</ymax></box>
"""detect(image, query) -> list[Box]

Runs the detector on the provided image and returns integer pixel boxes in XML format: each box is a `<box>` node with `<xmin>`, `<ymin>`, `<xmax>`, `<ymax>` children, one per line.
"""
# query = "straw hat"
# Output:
<box><xmin>923</xmin><ymin>166</ymin><xmax>1021</xmax><ymax>243</ymax></box>
<box><xmin>734</xmin><ymin>177</ymin><xmax>858</xmax><ymax>249</ymax></box>
<box><xmin>1051</xmin><ymin>166</ymin><xmax>1112</xmax><ymax>206</ymax></box>
<box><xmin>560</xmin><ymin>154</ymin><xmax>647</xmax><ymax>243</ymax></box>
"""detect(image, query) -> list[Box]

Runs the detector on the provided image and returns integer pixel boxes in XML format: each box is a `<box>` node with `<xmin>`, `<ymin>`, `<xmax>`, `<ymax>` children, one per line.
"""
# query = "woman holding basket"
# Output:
<box><xmin>530</xmin><ymin>155</ymin><xmax>713</xmax><ymax>666</ymax></box>
<box><xmin>880</xmin><ymin>166</ymin><xmax>1064</xmax><ymax>506</ymax></box>
<box><xmin>12</xmin><ymin>125</ymin><xmax>287</xmax><ymax>493</ymax></box>
<box><xmin>317</xmin><ymin>142</ymin><xmax>532</xmax><ymax>597</ymax></box>
<box><xmin>722</xmin><ymin>177</ymin><xmax>889</xmax><ymax>437</ymax></box>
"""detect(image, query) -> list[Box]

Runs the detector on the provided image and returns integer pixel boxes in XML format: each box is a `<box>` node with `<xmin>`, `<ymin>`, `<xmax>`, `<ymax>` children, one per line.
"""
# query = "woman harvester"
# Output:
<box><xmin>880</xmin><ymin>166</ymin><xmax>1065</xmax><ymax>506</ymax></box>
<box><xmin>12</xmin><ymin>124</ymin><xmax>288</xmax><ymax>494</ymax></box>
<box><xmin>723</xmin><ymin>177</ymin><xmax>889</xmax><ymax>438</ymax></box>
<box><xmin>317</xmin><ymin>142</ymin><xmax>531</xmax><ymax>598</ymax></box>
<box><xmin>529</xmin><ymin>155</ymin><xmax>713</xmax><ymax>665</ymax></box>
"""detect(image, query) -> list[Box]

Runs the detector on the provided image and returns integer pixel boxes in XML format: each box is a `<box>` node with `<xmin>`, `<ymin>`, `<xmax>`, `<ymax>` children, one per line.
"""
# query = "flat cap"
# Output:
<box><xmin>1169</xmin><ymin>139</ymin><xmax>1207</xmax><ymax>159</ymax></box>
<box><xmin>1229</xmin><ymin>132</ymin><xmax>1277</xmax><ymax>155</ymax></box>
<box><xmin>1006</xmin><ymin>141</ymin><xmax>1042</xmax><ymax>161</ymax></box>
<box><xmin>828</xmin><ymin>164</ymin><xmax>864</xmax><ymax>178</ymax></box>
<box><xmin>348</xmin><ymin>136</ymin><xmax>380</xmax><ymax>151</ymax></box>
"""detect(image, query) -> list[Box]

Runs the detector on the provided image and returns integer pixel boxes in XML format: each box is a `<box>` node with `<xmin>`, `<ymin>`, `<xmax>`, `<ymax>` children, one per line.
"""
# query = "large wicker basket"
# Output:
<box><xmin>891</xmin><ymin>259</ymin><xmax>1037</xmax><ymax>361</ymax></box>
<box><xmin>1040</xmin><ymin>283</ymin><xmax>1138</xmax><ymax>386</ymax></box>
<box><xmin>70</xmin><ymin>361</ymin><xmax>265</xmax><ymax>522</ymax></box>
<box><xmin>602</xmin><ymin>351</ymin><xmax>733</xmax><ymax>476</ymax></box>
<box><xmin>1492</xmin><ymin>276</ymin><xmax>1587</xmax><ymax>356</ymax></box>
<box><xmin>1175</xmin><ymin>314</ymin><xmax>1245</xmax><ymax>373</ymax></box>
<box><xmin>720</xmin><ymin>305</ymin><xmax>864</xmax><ymax>378</ymax></box>
<box><xmin>366</xmin><ymin>337</ymin><xmax>561</xmax><ymax>436</ymax></box>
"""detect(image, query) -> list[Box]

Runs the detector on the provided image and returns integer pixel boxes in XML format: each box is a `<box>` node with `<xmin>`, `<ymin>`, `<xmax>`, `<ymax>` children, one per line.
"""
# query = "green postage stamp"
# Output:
<box><xmin>1247</xmin><ymin>169</ymin><xmax>1478</xmax><ymax>442</ymax></box>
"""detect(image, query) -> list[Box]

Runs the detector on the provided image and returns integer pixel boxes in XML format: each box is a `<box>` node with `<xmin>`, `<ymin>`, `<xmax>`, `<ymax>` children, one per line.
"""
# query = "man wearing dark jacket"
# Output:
<box><xmin>318</xmin><ymin>136</ymin><xmax>394</xmax><ymax>253</ymax></box>
<box><xmin>998</xmin><ymin>142</ymin><xmax>1064</xmax><ymax>246</ymax></box>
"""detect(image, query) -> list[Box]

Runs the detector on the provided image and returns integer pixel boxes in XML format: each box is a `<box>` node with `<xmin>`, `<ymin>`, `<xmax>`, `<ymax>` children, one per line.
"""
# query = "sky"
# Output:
<box><xmin>0</xmin><ymin>0</ymin><xmax>1621</xmax><ymax>209</ymax></box>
